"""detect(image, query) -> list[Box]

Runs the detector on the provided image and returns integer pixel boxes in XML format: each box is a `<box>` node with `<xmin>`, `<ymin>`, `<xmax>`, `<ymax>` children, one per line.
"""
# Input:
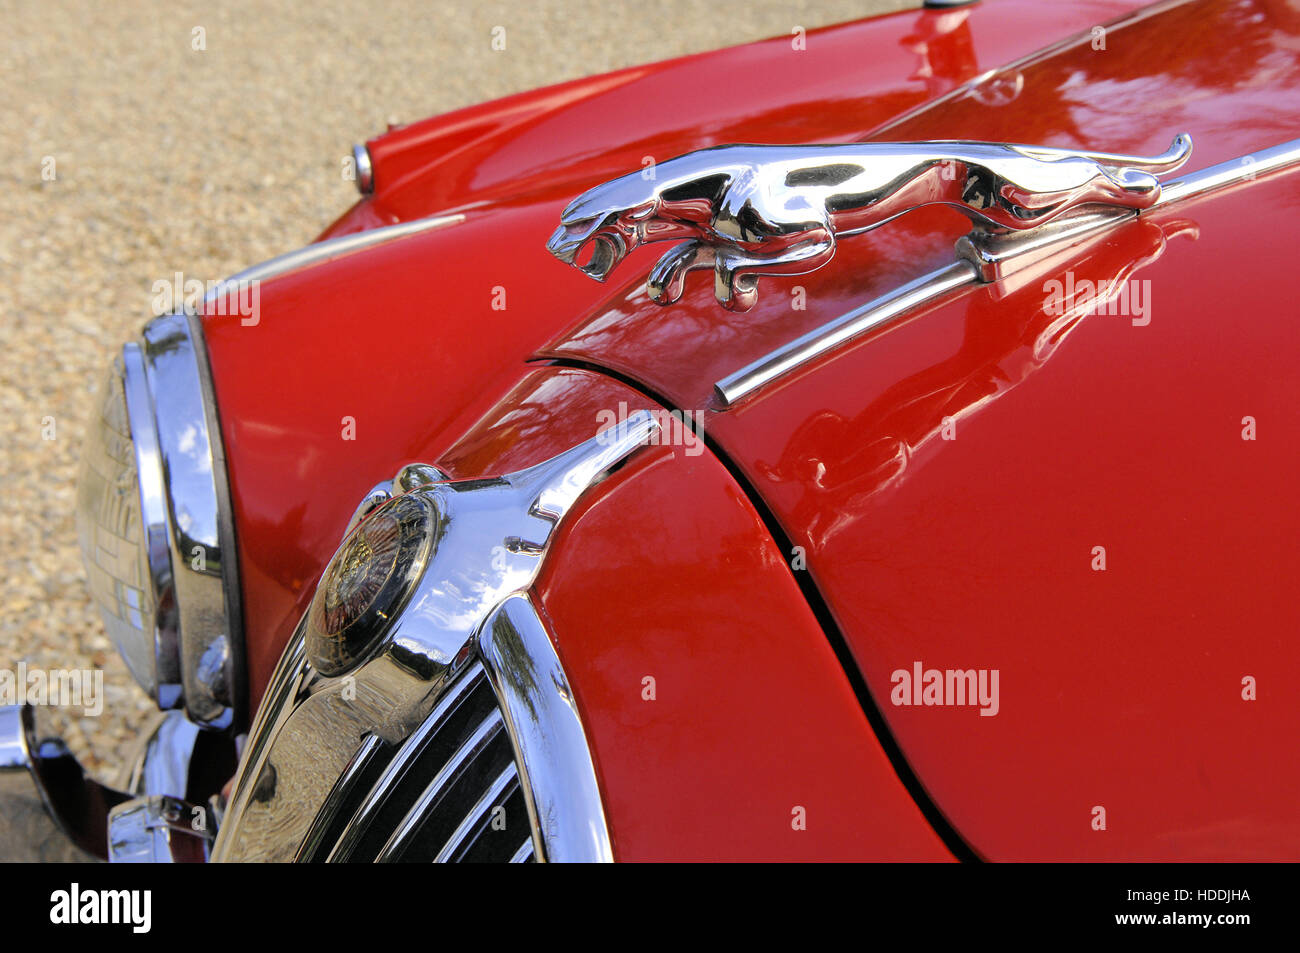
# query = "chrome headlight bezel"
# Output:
<box><xmin>77</xmin><ymin>310</ymin><xmax>244</xmax><ymax>730</ymax></box>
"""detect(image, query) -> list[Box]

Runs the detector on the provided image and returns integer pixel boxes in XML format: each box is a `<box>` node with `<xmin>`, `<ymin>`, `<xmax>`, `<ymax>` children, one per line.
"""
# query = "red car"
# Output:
<box><xmin>5</xmin><ymin>0</ymin><xmax>1298</xmax><ymax>862</ymax></box>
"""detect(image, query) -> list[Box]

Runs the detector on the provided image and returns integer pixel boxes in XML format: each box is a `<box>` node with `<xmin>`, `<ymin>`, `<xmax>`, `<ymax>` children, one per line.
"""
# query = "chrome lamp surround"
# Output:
<box><xmin>212</xmin><ymin>411</ymin><xmax>659</xmax><ymax>862</ymax></box>
<box><xmin>77</xmin><ymin>310</ymin><xmax>244</xmax><ymax>730</ymax></box>
<box><xmin>352</xmin><ymin>143</ymin><xmax>375</xmax><ymax>194</ymax></box>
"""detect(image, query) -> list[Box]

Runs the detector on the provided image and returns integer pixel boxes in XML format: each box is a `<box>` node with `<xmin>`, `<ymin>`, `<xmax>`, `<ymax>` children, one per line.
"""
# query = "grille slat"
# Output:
<box><xmin>303</xmin><ymin>657</ymin><xmax>541</xmax><ymax>864</ymax></box>
<box><xmin>325</xmin><ymin>662</ymin><xmax>489</xmax><ymax>862</ymax></box>
<box><xmin>295</xmin><ymin>733</ymin><xmax>390</xmax><ymax>863</ymax></box>
<box><xmin>430</xmin><ymin>763</ymin><xmax>519</xmax><ymax>863</ymax></box>
<box><xmin>509</xmin><ymin>837</ymin><xmax>535</xmax><ymax>864</ymax></box>
<box><xmin>455</xmin><ymin>786</ymin><xmax>533</xmax><ymax>863</ymax></box>
<box><xmin>217</xmin><ymin>596</ymin><xmax>610</xmax><ymax>863</ymax></box>
<box><xmin>375</xmin><ymin>708</ymin><xmax>506</xmax><ymax>861</ymax></box>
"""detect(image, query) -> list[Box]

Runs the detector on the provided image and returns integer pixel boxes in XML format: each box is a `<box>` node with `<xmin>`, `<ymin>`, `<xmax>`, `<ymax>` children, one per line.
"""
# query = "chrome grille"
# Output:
<box><xmin>213</xmin><ymin>593</ymin><xmax>613</xmax><ymax>863</ymax></box>
<box><xmin>296</xmin><ymin>661</ymin><xmax>536</xmax><ymax>863</ymax></box>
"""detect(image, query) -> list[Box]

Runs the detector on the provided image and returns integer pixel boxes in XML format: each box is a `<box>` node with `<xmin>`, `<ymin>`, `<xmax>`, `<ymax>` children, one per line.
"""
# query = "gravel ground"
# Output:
<box><xmin>0</xmin><ymin>0</ymin><xmax>915</xmax><ymax>780</ymax></box>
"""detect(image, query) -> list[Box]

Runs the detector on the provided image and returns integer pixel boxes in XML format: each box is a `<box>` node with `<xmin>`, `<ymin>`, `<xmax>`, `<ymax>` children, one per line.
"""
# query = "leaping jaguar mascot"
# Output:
<box><xmin>546</xmin><ymin>135</ymin><xmax>1192</xmax><ymax>312</ymax></box>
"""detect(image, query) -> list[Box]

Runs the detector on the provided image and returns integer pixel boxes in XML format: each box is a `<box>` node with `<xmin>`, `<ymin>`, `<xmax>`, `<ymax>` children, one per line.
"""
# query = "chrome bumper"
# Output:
<box><xmin>0</xmin><ymin>704</ymin><xmax>211</xmax><ymax>862</ymax></box>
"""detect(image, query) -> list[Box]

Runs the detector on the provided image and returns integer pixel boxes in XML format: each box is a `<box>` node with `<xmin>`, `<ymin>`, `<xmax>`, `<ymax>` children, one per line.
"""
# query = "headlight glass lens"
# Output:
<box><xmin>75</xmin><ymin>355</ymin><xmax>169</xmax><ymax>700</ymax></box>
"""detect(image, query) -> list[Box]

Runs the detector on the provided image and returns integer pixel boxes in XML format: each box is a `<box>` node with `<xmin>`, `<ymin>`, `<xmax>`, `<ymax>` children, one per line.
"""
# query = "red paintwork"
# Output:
<box><xmin>323</xmin><ymin>0</ymin><xmax>1150</xmax><ymax>237</ymax></box>
<box><xmin>540</xmin><ymin>0</ymin><xmax>1300</xmax><ymax>859</ymax></box>
<box><xmin>211</xmin><ymin>0</ymin><xmax>1146</xmax><ymax>715</ymax></box>
<box><xmin>198</xmin><ymin>0</ymin><xmax>1300</xmax><ymax>859</ymax></box>
<box><xmin>435</xmin><ymin>367</ymin><xmax>953</xmax><ymax>861</ymax></box>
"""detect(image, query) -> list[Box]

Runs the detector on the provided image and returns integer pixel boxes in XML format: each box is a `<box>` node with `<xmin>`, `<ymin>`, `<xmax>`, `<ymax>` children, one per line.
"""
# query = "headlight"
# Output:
<box><xmin>76</xmin><ymin>311</ymin><xmax>244</xmax><ymax>730</ymax></box>
<box><xmin>76</xmin><ymin>351</ymin><xmax>179</xmax><ymax>706</ymax></box>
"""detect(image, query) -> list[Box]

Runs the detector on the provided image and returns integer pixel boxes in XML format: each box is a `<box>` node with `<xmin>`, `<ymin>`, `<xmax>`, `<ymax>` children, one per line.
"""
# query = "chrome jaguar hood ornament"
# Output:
<box><xmin>546</xmin><ymin>135</ymin><xmax>1192</xmax><ymax>311</ymax></box>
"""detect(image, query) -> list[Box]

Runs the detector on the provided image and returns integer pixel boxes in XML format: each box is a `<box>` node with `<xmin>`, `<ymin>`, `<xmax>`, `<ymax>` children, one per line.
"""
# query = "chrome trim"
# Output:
<box><xmin>119</xmin><ymin>709</ymin><xmax>201</xmax><ymax>798</ymax></box>
<box><xmin>239</xmin><ymin>637</ymin><xmax>306</xmax><ymax>791</ymax></box>
<box><xmin>212</xmin><ymin>412</ymin><xmax>658</xmax><ymax>862</ymax></box>
<box><xmin>107</xmin><ymin>795</ymin><xmax>213</xmax><ymax>863</ymax></box>
<box><xmin>1152</xmin><ymin>137</ymin><xmax>1300</xmax><ymax>207</ymax></box>
<box><xmin>352</xmin><ymin>143</ymin><xmax>375</xmax><ymax>194</ymax></box>
<box><xmin>428</xmin><ymin>762</ymin><xmax>519</xmax><ymax>863</ymax></box>
<box><xmin>121</xmin><ymin>312</ymin><xmax>242</xmax><ymax>728</ymax></box>
<box><xmin>714</xmin><ymin>262</ymin><xmax>978</xmax><ymax>407</ymax></box>
<box><xmin>118</xmin><ymin>343</ymin><xmax>182</xmax><ymax>705</ymax></box>
<box><xmin>713</xmin><ymin>137</ymin><xmax>1300</xmax><ymax>406</ymax></box>
<box><xmin>479</xmin><ymin>594</ymin><xmax>614</xmax><ymax>862</ymax></box>
<box><xmin>0</xmin><ymin>704</ymin><xmax>126</xmax><ymax>860</ymax></box>
<box><xmin>546</xmin><ymin>136</ymin><xmax>1189</xmax><ymax>311</ymax></box>
<box><xmin>375</xmin><ymin>707</ymin><xmax>506</xmax><ymax>861</ymax></box>
<box><xmin>203</xmin><ymin>213</ymin><xmax>465</xmax><ymax>304</ymax></box>
<box><xmin>184</xmin><ymin>310</ymin><xmax>245</xmax><ymax>722</ymax></box>
<box><xmin>320</xmin><ymin>661</ymin><xmax>487</xmax><ymax>861</ymax></box>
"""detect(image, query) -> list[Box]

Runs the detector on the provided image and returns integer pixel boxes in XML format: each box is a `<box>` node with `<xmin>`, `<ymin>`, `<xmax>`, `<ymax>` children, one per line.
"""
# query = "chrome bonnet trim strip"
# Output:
<box><xmin>203</xmin><ymin>212</ymin><xmax>465</xmax><ymax>304</ymax></box>
<box><xmin>1152</xmin><ymin>137</ymin><xmax>1300</xmax><ymax>208</ymax></box>
<box><xmin>714</xmin><ymin>262</ymin><xmax>978</xmax><ymax>408</ymax></box>
<box><xmin>478</xmin><ymin>595</ymin><xmax>614</xmax><ymax>863</ymax></box>
<box><xmin>956</xmin><ymin>205</ymin><xmax>1135</xmax><ymax>283</ymax></box>
<box><xmin>714</xmin><ymin>137</ymin><xmax>1300</xmax><ymax>408</ymax></box>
